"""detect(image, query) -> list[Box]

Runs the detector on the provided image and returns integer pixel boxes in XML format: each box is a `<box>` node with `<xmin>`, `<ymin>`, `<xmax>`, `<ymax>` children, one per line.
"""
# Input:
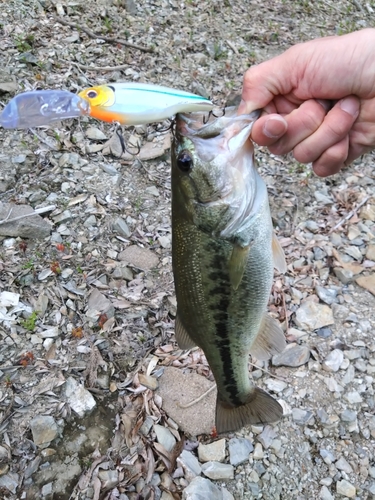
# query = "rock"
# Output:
<box><xmin>0</xmin><ymin>69</ymin><xmax>17</xmax><ymax>93</ymax></box>
<box><xmin>113</xmin><ymin>217</ymin><xmax>131</xmax><ymax>238</ymax></box>
<box><xmin>0</xmin><ymin>203</ymin><xmax>51</xmax><ymax>239</ymax></box>
<box><xmin>335</xmin><ymin>456</ymin><xmax>353</xmax><ymax>474</ymax></box>
<box><xmin>292</xmin><ymin>408</ymin><xmax>313</xmax><ymax>425</ymax></box>
<box><xmin>272</xmin><ymin>344</ymin><xmax>310</xmax><ymax>367</ymax></box>
<box><xmin>305</xmin><ymin>220</ymin><xmax>319</xmax><ymax>233</ymax></box>
<box><xmin>63</xmin><ymin>377</ymin><xmax>96</xmax><ymax>417</ymax></box>
<box><xmin>139</xmin><ymin>134</ymin><xmax>171</xmax><ymax>161</ymax></box>
<box><xmin>316</xmin><ymin>327</ymin><xmax>332</xmax><ymax>338</ymax></box>
<box><xmin>314</xmin><ymin>192</ymin><xmax>333</xmax><ymax>205</ymax></box>
<box><xmin>334</xmin><ymin>268</ymin><xmax>354</xmax><ymax>284</ymax></box>
<box><xmin>320</xmin><ymin>449</ymin><xmax>336</xmax><ymax>465</ymax></box>
<box><xmin>118</xmin><ymin>245</ymin><xmax>159</xmax><ymax>270</ymax></box>
<box><xmin>344</xmin><ymin>391</ymin><xmax>363</xmax><ymax>404</ymax></box>
<box><xmin>198</xmin><ymin>439</ymin><xmax>226</xmax><ymax>463</ymax></box>
<box><xmin>320</xmin><ymin>485</ymin><xmax>334</xmax><ymax>500</ymax></box>
<box><xmin>30</xmin><ymin>415</ymin><xmax>58</xmax><ymax>446</ymax></box>
<box><xmin>177</xmin><ymin>450</ymin><xmax>201</xmax><ymax>481</ymax></box>
<box><xmin>253</xmin><ymin>443</ymin><xmax>264</xmax><ymax>459</ymax></box>
<box><xmin>336</xmin><ymin>479</ymin><xmax>356</xmax><ymax>497</ymax></box>
<box><xmin>315</xmin><ymin>286</ymin><xmax>338</xmax><ymax>305</ymax></box>
<box><xmin>85</xmin><ymin>127</ymin><xmax>107</xmax><ymax>140</ymax></box>
<box><xmin>86</xmin><ymin>289</ymin><xmax>114</xmax><ymax>321</ymax></box>
<box><xmin>140</xmin><ymin>416</ymin><xmax>154</xmax><ymax>436</ymax></box>
<box><xmin>340</xmin><ymin>409</ymin><xmax>357</xmax><ymax>422</ymax></box>
<box><xmin>98</xmin><ymin>470</ymin><xmax>119</xmax><ymax>489</ymax></box>
<box><xmin>228</xmin><ymin>438</ymin><xmax>253</xmax><ymax>466</ymax></box>
<box><xmin>156</xmin><ymin>367</ymin><xmax>215</xmax><ymax>436</ymax></box>
<box><xmin>154</xmin><ymin>425</ymin><xmax>176</xmax><ymax>452</ymax></box>
<box><xmin>221</xmin><ymin>487</ymin><xmax>234</xmax><ymax>500</ymax></box>
<box><xmin>146</xmin><ymin>186</ymin><xmax>160</xmax><ymax>197</ymax></box>
<box><xmin>257</xmin><ymin>426</ymin><xmax>277</xmax><ymax>449</ymax></box>
<box><xmin>201</xmin><ymin>462</ymin><xmax>234</xmax><ymax>480</ymax></box>
<box><xmin>37</xmin><ymin>326</ymin><xmax>59</xmax><ymax>338</ymax></box>
<box><xmin>294</xmin><ymin>302</ymin><xmax>334</xmax><ymax>330</ymax></box>
<box><xmin>0</xmin><ymin>473</ymin><xmax>19</xmax><ymax>494</ymax></box>
<box><xmin>182</xmin><ymin>476</ymin><xmax>223</xmax><ymax>500</ymax></box>
<box><xmin>264</xmin><ymin>379</ymin><xmax>287</xmax><ymax>393</ymax></box>
<box><xmin>344</xmin><ymin>245</ymin><xmax>363</xmax><ymax>260</ymax></box>
<box><xmin>366</xmin><ymin>244</ymin><xmax>375</xmax><ymax>261</ymax></box>
<box><xmin>322</xmin><ymin>349</ymin><xmax>344</xmax><ymax>372</ymax></box>
<box><xmin>159</xmin><ymin>235</ymin><xmax>171</xmax><ymax>248</ymax></box>
<box><xmin>356</xmin><ymin>274</ymin><xmax>375</xmax><ymax>296</ymax></box>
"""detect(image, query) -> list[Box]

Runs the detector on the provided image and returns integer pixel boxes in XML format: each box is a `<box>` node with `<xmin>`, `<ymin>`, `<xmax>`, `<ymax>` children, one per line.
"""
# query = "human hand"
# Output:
<box><xmin>239</xmin><ymin>29</ymin><xmax>375</xmax><ymax>176</ymax></box>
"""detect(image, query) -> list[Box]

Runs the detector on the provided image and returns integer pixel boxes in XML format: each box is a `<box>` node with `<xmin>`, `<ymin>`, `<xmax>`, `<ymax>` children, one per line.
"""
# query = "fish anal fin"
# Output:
<box><xmin>272</xmin><ymin>233</ymin><xmax>287</xmax><ymax>273</ymax></box>
<box><xmin>229</xmin><ymin>245</ymin><xmax>250</xmax><ymax>290</ymax></box>
<box><xmin>250</xmin><ymin>313</ymin><xmax>286</xmax><ymax>361</ymax></box>
<box><xmin>216</xmin><ymin>388</ymin><xmax>283</xmax><ymax>433</ymax></box>
<box><xmin>175</xmin><ymin>313</ymin><xmax>196</xmax><ymax>350</ymax></box>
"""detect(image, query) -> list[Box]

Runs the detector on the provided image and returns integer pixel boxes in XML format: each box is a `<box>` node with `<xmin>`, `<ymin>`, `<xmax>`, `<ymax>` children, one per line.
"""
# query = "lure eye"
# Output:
<box><xmin>177</xmin><ymin>151</ymin><xmax>193</xmax><ymax>173</ymax></box>
<box><xmin>87</xmin><ymin>90</ymin><xmax>97</xmax><ymax>99</ymax></box>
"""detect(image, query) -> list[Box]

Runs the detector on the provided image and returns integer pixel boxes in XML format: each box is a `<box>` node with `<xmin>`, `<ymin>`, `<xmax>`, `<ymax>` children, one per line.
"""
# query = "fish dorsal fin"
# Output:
<box><xmin>272</xmin><ymin>233</ymin><xmax>287</xmax><ymax>273</ymax></box>
<box><xmin>175</xmin><ymin>313</ymin><xmax>196</xmax><ymax>350</ymax></box>
<box><xmin>215</xmin><ymin>387</ymin><xmax>283</xmax><ymax>433</ymax></box>
<box><xmin>250</xmin><ymin>313</ymin><xmax>286</xmax><ymax>361</ymax></box>
<box><xmin>228</xmin><ymin>245</ymin><xmax>250</xmax><ymax>290</ymax></box>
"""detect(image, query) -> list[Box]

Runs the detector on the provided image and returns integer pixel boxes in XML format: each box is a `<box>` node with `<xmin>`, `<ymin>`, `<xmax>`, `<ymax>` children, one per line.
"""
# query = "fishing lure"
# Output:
<box><xmin>78</xmin><ymin>82</ymin><xmax>214</xmax><ymax>125</ymax></box>
<box><xmin>0</xmin><ymin>90</ymin><xmax>90</xmax><ymax>129</ymax></box>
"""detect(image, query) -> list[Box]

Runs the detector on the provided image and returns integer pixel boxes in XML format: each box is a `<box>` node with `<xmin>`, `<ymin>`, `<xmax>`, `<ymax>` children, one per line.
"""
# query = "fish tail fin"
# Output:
<box><xmin>250</xmin><ymin>313</ymin><xmax>286</xmax><ymax>361</ymax></box>
<box><xmin>216</xmin><ymin>388</ymin><xmax>283</xmax><ymax>433</ymax></box>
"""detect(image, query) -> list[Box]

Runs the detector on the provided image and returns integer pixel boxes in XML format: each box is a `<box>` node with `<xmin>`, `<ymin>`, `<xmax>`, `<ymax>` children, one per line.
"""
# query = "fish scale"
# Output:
<box><xmin>171</xmin><ymin>107</ymin><xmax>287</xmax><ymax>433</ymax></box>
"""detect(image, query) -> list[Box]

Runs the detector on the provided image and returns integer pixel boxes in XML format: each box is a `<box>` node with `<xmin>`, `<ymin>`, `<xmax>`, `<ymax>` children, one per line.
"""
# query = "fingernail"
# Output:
<box><xmin>238</xmin><ymin>99</ymin><xmax>249</xmax><ymax>115</ymax></box>
<box><xmin>263</xmin><ymin>115</ymin><xmax>287</xmax><ymax>139</ymax></box>
<box><xmin>316</xmin><ymin>99</ymin><xmax>332</xmax><ymax>111</ymax></box>
<box><xmin>340</xmin><ymin>97</ymin><xmax>359</xmax><ymax>117</ymax></box>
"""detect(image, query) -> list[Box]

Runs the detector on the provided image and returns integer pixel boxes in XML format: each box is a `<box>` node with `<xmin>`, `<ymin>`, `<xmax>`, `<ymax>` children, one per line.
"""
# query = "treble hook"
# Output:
<box><xmin>115</xmin><ymin>126</ymin><xmax>141</xmax><ymax>157</ymax></box>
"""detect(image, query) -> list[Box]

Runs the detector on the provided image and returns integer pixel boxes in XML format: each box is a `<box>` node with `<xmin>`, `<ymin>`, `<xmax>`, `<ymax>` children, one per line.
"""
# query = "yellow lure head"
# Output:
<box><xmin>78</xmin><ymin>85</ymin><xmax>125</xmax><ymax>123</ymax></box>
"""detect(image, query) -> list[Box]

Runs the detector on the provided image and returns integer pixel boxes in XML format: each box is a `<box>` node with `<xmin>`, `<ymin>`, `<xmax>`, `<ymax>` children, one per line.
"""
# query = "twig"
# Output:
<box><xmin>226</xmin><ymin>40</ymin><xmax>239</xmax><ymax>55</ymax></box>
<box><xmin>329</xmin><ymin>195</ymin><xmax>371</xmax><ymax>233</ymax></box>
<box><xmin>178</xmin><ymin>384</ymin><xmax>216</xmax><ymax>408</ymax></box>
<box><xmin>61</xmin><ymin>59</ymin><xmax>131</xmax><ymax>72</ymax></box>
<box><xmin>51</xmin><ymin>15</ymin><xmax>153</xmax><ymax>53</ymax></box>
<box><xmin>249</xmin><ymin>361</ymin><xmax>288</xmax><ymax>382</ymax></box>
<box><xmin>0</xmin><ymin>205</ymin><xmax>56</xmax><ymax>226</ymax></box>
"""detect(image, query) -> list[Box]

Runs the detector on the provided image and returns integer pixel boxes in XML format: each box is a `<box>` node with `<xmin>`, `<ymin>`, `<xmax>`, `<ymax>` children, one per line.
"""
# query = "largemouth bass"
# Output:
<box><xmin>171</xmin><ymin>107</ymin><xmax>287</xmax><ymax>433</ymax></box>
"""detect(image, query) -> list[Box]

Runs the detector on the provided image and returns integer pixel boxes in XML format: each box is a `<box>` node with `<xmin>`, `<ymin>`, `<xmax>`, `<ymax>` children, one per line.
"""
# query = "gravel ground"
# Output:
<box><xmin>1</xmin><ymin>0</ymin><xmax>375</xmax><ymax>499</ymax></box>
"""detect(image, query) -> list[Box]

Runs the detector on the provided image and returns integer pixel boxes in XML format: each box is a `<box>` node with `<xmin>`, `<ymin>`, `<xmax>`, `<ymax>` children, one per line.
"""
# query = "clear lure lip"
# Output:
<box><xmin>0</xmin><ymin>90</ymin><xmax>90</xmax><ymax>129</ymax></box>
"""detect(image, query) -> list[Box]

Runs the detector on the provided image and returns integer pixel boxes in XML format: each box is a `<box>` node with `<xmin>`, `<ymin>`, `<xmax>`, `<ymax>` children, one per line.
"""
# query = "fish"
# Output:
<box><xmin>78</xmin><ymin>82</ymin><xmax>214</xmax><ymax>125</ymax></box>
<box><xmin>171</xmin><ymin>107</ymin><xmax>287</xmax><ymax>433</ymax></box>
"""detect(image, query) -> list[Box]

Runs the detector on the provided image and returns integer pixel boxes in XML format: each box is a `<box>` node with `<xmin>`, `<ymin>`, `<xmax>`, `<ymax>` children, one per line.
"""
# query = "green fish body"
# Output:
<box><xmin>171</xmin><ymin>108</ymin><xmax>286</xmax><ymax>433</ymax></box>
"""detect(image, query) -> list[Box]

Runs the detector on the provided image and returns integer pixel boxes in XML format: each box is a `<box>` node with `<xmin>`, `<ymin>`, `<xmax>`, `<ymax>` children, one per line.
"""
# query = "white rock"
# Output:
<box><xmin>198</xmin><ymin>439</ymin><xmax>226</xmax><ymax>463</ymax></box>
<box><xmin>264</xmin><ymin>379</ymin><xmax>287</xmax><ymax>392</ymax></box>
<box><xmin>182</xmin><ymin>476</ymin><xmax>222</xmax><ymax>500</ymax></box>
<box><xmin>322</xmin><ymin>350</ymin><xmax>344</xmax><ymax>372</ymax></box>
<box><xmin>336</xmin><ymin>479</ymin><xmax>356</xmax><ymax>497</ymax></box>
<box><xmin>154</xmin><ymin>425</ymin><xmax>176</xmax><ymax>452</ymax></box>
<box><xmin>253</xmin><ymin>443</ymin><xmax>264</xmax><ymax>460</ymax></box>
<box><xmin>295</xmin><ymin>301</ymin><xmax>334</xmax><ymax>331</ymax></box>
<box><xmin>37</xmin><ymin>326</ymin><xmax>59</xmax><ymax>338</ymax></box>
<box><xmin>201</xmin><ymin>462</ymin><xmax>234</xmax><ymax>481</ymax></box>
<box><xmin>85</xmin><ymin>127</ymin><xmax>107</xmax><ymax>140</ymax></box>
<box><xmin>63</xmin><ymin>377</ymin><xmax>96</xmax><ymax>417</ymax></box>
<box><xmin>177</xmin><ymin>450</ymin><xmax>201</xmax><ymax>482</ymax></box>
<box><xmin>0</xmin><ymin>291</ymin><xmax>19</xmax><ymax>307</ymax></box>
<box><xmin>320</xmin><ymin>485</ymin><xmax>334</xmax><ymax>500</ymax></box>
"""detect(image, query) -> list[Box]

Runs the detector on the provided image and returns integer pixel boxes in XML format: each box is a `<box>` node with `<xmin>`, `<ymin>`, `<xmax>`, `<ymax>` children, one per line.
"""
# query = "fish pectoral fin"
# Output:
<box><xmin>215</xmin><ymin>388</ymin><xmax>283</xmax><ymax>433</ymax></box>
<box><xmin>272</xmin><ymin>233</ymin><xmax>287</xmax><ymax>273</ymax></box>
<box><xmin>250</xmin><ymin>313</ymin><xmax>286</xmax><ymax>361</ymax></box>
<box><xmin>229</xmin><ymin>245</ymin><xmax>250</xmax><ymax>290</ymax></box>
<box><xmin>175</xmin><ymin>313</ymin><xmax>196</xmax><ymax>350</ymax></box>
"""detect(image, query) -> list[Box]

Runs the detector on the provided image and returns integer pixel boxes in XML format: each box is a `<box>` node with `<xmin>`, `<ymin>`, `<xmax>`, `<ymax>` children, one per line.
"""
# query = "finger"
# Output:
<box><xmin>251</xmin><ymin>114</ymin><xmax>288</xmax><ymax>147</ymax></box>
<box><xmin>293</xmin><ymin>96</ymin><xmax>360</xmax><ymax>164</ymax></box>
<box><xmin>312</xmin><ymin>136</ymin><xmax>349</xmax><ymax>177</ymax></box>
<box><xmin>268</xmin><ymin>99</ymin><xmax>330</xmax><ymax>155</ymax></box>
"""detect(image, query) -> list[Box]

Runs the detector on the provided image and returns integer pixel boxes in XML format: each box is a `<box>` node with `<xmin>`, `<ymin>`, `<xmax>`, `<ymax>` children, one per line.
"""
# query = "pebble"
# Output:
<box><xmin>63</xmin><ymin>377</ymin><xmax>96</xmax><ymax>417</ymax></box>
<box><xmin>320</xmin><ymin>449</ymin><xmax>336</xmax><ymax>465</ymax></box>
<box><xmin>118</xmin><ymin>245</ymin><xmax>159</xmax><ymax>270</ymax></box>
<box><xmin>344</xmin><ymin>391</ymin><xmax>363</xmax><ymax>404</ymax></box>
<box><xmin>85</xmin><ymin>127</ymin><xmax>107</xmax><ymax>140</ymax></box>
<box><xmin>177</xmin><ymin>450</ymin><xmax>202</xmax><ymax>481</ymax></box>
<box><xmin>366</xmin><ymin>244</ymin><xmax>375</xmax><ymax>261</ymax></box>
<box><xmin>113</xmin><ymin>217</ymin><xmax>131</xmax><ymax>238</ymax></box>
<box><xmin>315</xmin><ymin>286</ymin><xmax>338</xmax><ymax>305</ymax></box>
<box><xmin>292</xmin><ymin>408</ymin><xmax>313</xmax><ymax>425</ymax></box>
<box><xmin>334</xmin><ymin>267</ymin><xmax>353</xmax><ymax>284</ymax></box>
<box><xmin>221</xmin><ymin>487</ymin><xmax>234</xmax><ymax>500</ymax></box>
<box><xmin>182</xmin><ymin>476</ymin><xmax>222</xmax><ymax>500</ymax></box>
<box><xmin>253</xmin><ymin>443</ymin><xmax>264</xmax><ymax>460</ymax></box>
<box><xmin>335</xmin><ymin>456</ymin><xmax>353</xmax><ymax>474</ymax></box>
<box><xmin>258</xmin><ymin>426</ymin><xmax>277</xmax><ymax>449</ymax></box>
<box><xmin>264</xmin><ymin>379</ymin><xmax>287</xmax><ymax>392</ymax></box>
<box><xmin>201</xmin><ymin>462</ymin><xmax>234</xmax><ymax>481</ymax></box>
<box><xmin>316</xmin><ymin>327</ymin><xmax>332</xmax><ymax>338</ymax></box>
<box><xmin>336</xmin><ymin>479</ymin><xmax>356</xmax><ymax>497</ymax></box>
<box><xmin>272</xmin><ymin>344</ymin><xmax>310</xmax><ymax>367</ymax></box>
<box><xmin>0</xmin><ymin>473</ymin><xmax>19</xmax><ymax>494</ymax></box>
<box><xmin>30</xmin><ymin>416</ymin><xmax>58</xmax><ymax>447</ymax></box>
<box><xmin>295</xmin><ymin>301</ymin><xmax>334</xmax><ymax>330</ymax></box>
<box><xmin>154</xmin><ymin>425</ymin><xmax>176</xmax><ymax>452</ymax></box>
<box><xmin>322</xmin><ymin>349</ymin><xmax>344</xmax><ymax>372</ymax></box>
<box><xmin>320</xmin><ymin>486</ymin><xmax>334</xmax><ymax>500</ymax></box>
<box><xmin>198</xmin><ymin>439</ymin><xmax>226</xmax><ymax>463</ymax></box>
<box><xmin>228</xmin><ymin>438</ymin><xmax>253</xmax><ymax>466</ymax></box>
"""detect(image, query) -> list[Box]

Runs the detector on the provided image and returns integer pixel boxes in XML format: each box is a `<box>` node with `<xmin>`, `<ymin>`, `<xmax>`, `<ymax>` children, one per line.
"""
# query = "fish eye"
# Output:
<box><xmin>177</xmin><ymin>151</ymin><xmax>193</xmax><ymax>173</ymax></box>
<box><xmin>87</xmin><ymin>90</ymin><xmax>97</xmax><ymax>99</ymax></box>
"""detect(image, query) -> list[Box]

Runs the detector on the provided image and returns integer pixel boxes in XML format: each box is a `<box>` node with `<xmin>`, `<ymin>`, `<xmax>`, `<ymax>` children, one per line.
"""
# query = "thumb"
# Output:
<box><xmin>239</xmin><ymin>51</ymin><xmax>297</xmax><ymax>114</ymax></box>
